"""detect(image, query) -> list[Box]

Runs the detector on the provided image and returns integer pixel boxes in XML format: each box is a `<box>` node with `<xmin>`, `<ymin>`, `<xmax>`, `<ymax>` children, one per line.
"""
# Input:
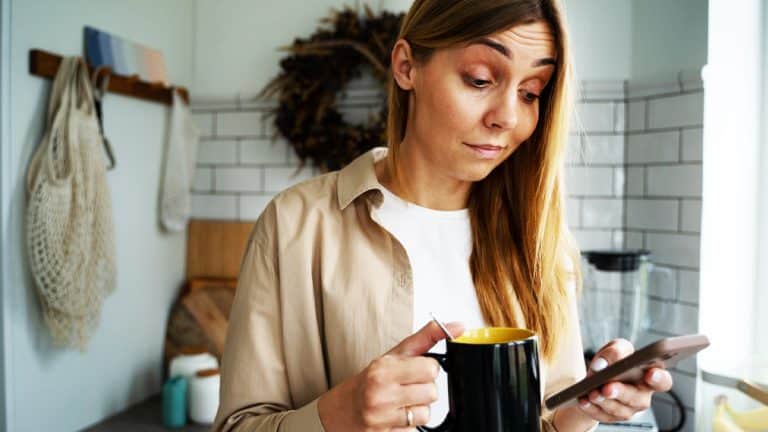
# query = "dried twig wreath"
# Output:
<box><xmin>260</xmin><ymin>6</ymin><xmax>404</xmax><ymax>172</ymax></box>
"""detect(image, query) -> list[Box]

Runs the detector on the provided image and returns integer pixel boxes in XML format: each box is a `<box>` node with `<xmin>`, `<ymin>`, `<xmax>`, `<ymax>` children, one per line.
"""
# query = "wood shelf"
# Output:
<box><xmin>29</xmin><ymin>49</ymin><xmax>189</xmax><ymax>105</ymax></box>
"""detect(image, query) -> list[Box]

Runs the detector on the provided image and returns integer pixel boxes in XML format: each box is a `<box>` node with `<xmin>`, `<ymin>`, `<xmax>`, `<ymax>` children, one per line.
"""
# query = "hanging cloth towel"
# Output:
<box><xmin>25</xmin><ymin>57</ymin><xmax>117</xmax><ymax>350</ymax></box>
<box><xmin>160</xmin><ymin>90</ymin><xmax>200</xmax><ymax>232</ymax></box>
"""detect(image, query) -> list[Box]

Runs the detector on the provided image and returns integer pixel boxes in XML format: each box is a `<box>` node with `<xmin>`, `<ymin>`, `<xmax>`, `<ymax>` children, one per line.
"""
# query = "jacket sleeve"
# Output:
<box><xmin>212</xmin><ymin>202</ymin><xmax>326</xmax><ymax>432</ymax></box>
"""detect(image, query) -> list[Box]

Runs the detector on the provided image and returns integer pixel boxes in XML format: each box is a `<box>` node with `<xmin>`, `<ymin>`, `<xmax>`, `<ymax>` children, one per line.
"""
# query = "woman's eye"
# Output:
<box><xmin>466</xmin><ymin>76</ymin><xmax>492</xmax><ymax>88</ymax></box>
<box><xmin>521</xmin><ymin>91</ymin><xmax>540</xmax><ymax>104</ymax></box>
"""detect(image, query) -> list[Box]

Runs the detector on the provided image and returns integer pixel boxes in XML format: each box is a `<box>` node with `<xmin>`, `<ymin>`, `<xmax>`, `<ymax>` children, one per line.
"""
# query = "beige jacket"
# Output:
<box><xmin>213</xmin><ymin>147</ymin><xmax>591</xmax><ymax>432</ymax></box>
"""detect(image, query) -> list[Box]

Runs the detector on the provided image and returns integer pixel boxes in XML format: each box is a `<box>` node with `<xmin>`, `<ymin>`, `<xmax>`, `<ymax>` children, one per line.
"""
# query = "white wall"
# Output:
<box><xmin>697</xmin><ymin>0</ymin><xmax>764</xmax><ymax>428</ymax></box>
<box><xmin>759</xmin><ymin>0</ymin><xmax>768</xmax><ymax>360</ymax></box>
<box><xmin>192</xmin><ymin>0</ymin><xmax>706</xmax><ymax>89</ymax></box>
<box><xmin>3</xmin><ymin>1</ymin><xmax>193</xmax><ymax>430</ymax></box>
<box><xmin>0</xmin><ymin>0</ymin><xmax>12</xmax><ymax>429</ymax></box>
<box><xmin>194</xmin><ymin>0</ymin><xmax>367</xmax><ymax>98</ymax></box>
<box><xmin>564</xmin><ymin>0</ymin><xmax>632</xmax><ymax>80</ymax></box>
<box><xmin>192</xmin><ymin>0</ymin><xmax>636</xmax><ymax>96</ymax></box>
<box><xmin>630</xmin><ymin>0</ymin><xmax>708</xmax><ymax>81</ymax></box>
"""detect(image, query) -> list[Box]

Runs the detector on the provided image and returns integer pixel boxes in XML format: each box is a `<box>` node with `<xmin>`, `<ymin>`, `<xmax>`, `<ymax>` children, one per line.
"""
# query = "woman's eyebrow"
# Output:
<box><xmin>472</xmin><ymin>37</ymin><xmax>556</xmax><ymax>68</ymax></box>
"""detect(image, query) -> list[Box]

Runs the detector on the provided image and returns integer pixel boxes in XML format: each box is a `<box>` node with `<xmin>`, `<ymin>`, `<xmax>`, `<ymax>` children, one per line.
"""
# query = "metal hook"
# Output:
<box><xmin>90</xmin><ymin>65</ymin><xmax>116</xmax><ymax>170</ymax></box>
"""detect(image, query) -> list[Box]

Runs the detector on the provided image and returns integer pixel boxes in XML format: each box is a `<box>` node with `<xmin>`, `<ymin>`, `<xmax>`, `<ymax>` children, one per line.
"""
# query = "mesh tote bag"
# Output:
<box><xmin>25</xmin><ymin>57</ymin><xmax>116</xmax><ymax>350</ymax></box>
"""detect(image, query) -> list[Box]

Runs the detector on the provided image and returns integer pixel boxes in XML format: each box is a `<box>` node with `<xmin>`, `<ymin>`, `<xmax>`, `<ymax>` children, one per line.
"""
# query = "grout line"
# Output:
<box><xmin>580</xmin><ymin>125</ymin><xmax>705</xmax><ymax>136</ymax></box>
<box><xmin>260</xmin><ymin>167</ymin><xmax>266</xmax><ymax>193</ymax></box>
<box><xmin>568</xmin><ymin>161</ymin><xmax>703</xmax><ymax>168</ymax></box>
<box><xmin>196</xmin><ymin>162</ymin><xmax>304</xmax><ymax>169</ymax></box>
<box><xmin>643</xmin><ymin>166</ymin><xmax>648</xmax><ymax>196</ymax></box>
<box><xmin>625</xmin><ymin>87</ymin><xmax>704</xmax><ymax>103</ymax></box>
<box><xmin>235</xmin><ymin>192</ymin><xmax>241</xmax><ymax>221</ymax></box>
<box><xmin>644</xmin><ymin>98</ymin><xmax>650</xmax><ymax>131</ymax></box>
<box><xmin>679</xmin><ymin>128</ymin><xmax>685</xmax><ymax>162</ymax></box>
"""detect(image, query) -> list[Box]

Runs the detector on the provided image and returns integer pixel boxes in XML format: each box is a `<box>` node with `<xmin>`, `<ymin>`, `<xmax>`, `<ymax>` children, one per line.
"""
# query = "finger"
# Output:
<box><xmin>600</xmin><ymin>381</ymin><xmax>652</xmax><ymax>411</ymax></box>
<box><xmin>578</xmin><ymin>398</ymin><xmax>624</xmax><ymax>424</ymax></box>
<box><xmin>395</xmin><ymin>383</ymin><xmax>439</xmax><ymax>407</ymax></box>
<box><xmin>588</xmin><ymin>389</ymin><xmax>637</xmax><ymax>421</ymax></box>
<box><xmin>388</xmin><ymin>405</ymin><xmax>430</xmax><ymax>430</ymax></box>
<box><xmin>391</xmin><ymin>356</ymin><xmax>441</xmax><ymax>384</ymax></box>
<box><xmin>643</xmin><ymin>367</ymin><xmax>674</xmax><ymax>392</ymax></box>
<box><xmin>587</xmin><ymin>338</ymin><xmax>635</xmax><ymax>376</ymax></box>
<box><xmin>388</xmin><ymin>321</ymin><xmax>465</xmax><ymax>357</ymax></box>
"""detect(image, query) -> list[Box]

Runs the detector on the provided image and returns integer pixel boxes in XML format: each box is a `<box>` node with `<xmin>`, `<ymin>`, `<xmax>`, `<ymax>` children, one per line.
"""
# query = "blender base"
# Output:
<box><xmin>595</xmin><ymin>408</ymin><xmax>659</xmax><ymax>431</ymax></box>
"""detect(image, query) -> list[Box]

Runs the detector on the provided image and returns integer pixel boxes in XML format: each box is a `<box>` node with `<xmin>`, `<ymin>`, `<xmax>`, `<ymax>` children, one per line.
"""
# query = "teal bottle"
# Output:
<box><xmin>162</xmin><ymin>375</ymin><xmax>188</xmax><ymax>428</ymax></box>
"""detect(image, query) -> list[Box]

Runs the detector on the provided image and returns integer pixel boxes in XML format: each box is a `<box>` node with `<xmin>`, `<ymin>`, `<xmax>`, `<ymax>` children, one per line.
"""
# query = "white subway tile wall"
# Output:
<box><xmin>214</xmin><ymin>167</ymin><xmax>263</xmax><ymax>192</ymax></box>
<box><xmin>192</xmin><ymin>167</ymin><xmax>213</xmax><ymax>192</ymax></box>
<box><xmin>568</xmin><ymin>84</ymin><xmax>626</xmax><ymax>252</ymax></box>
<box><xmin>626</xmin><ymin>199</ymin><xmax>679</xmax><ymax>231</ymax></box>
<box><xmin>189</xmin><ymin>74</ymin><xmax>704</xmax><ymax>427</ymax></box>
<box><xmin>574</xmin><ymin>77</ymin><xmax>704</xmax><ymax>427</ymax></box>
<box><xmin>647</xmin><ymin>93</ymin><xmax>704</xmax><ymax>130</ymax></box>
<box><xmin>627</xmin><ymin>100</ymin><xmax>646</xmax><ymax>132</ymax></box>
<box><xmin>580</xmin><ymin>135</ymin><xmax>625</xmax><ymax>164</ymax></box>
<box><xmin>192</xmin><ymin>112</ymin><xmax>214</xmax><ymax>137</ymax></box>
<box><xmin>627</xmin><ymin>131</ymin><xmax>680</xmax><ymax>163</ymax></box>
<box><xmin>582</xmin><ymin>198</ymin><xmax>623</xmax><ymax>228</ymax></box>
<box><xmin>197</xmin><ymin>140</ymin><xmax>238</xmax><ymax>164</ymax></box>
<box><xmin>681</xmin><ymin>128</ymin><xmax>703</xmax><ymax>162</ymax></box>
<box><xmin>189</xmin><ymin>100</ymin><xmax>322</xmax><ymax>221</ymax></box>
<box><xmin>216</xmin><ymin>111</ymin><xmax>263</xmax><ymax>137</ymax></box>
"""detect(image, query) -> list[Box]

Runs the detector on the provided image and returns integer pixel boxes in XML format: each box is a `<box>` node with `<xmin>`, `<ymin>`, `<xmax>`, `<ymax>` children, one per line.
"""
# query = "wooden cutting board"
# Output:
<box><xmin>186</xmin><ymin>220</ymin><xmax>255</xmax><ymax>280</ymax></box>
<box><xmin>165</xmin><ymin>220</ymin><xmax>257</xmax><ymax>370</ymax></box>
<box><xmin>164</xmin><ymin>278</ymin><xmax>237</xmax><ymax>368</ymax></box>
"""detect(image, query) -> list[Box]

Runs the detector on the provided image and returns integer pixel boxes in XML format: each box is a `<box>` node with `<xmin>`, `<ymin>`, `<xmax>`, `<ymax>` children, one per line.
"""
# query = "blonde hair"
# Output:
<box><xmin>386</xmin><ymin>0</ymin><xmax>580</xmax><ymax>362</ymax></box>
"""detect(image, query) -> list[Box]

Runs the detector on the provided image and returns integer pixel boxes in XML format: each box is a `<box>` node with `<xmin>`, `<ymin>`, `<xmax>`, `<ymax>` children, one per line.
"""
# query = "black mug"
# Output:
<box><xmin>418</xmin><ymin>327</ymin><xmax>542</xmax><ymax>432</ymax></box>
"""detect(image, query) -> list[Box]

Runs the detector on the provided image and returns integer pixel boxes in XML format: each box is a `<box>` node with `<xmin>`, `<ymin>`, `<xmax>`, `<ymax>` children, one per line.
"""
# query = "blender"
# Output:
<box><xmin>578</xmin><ymin>250</ymin><xmax>674</xmax><ymax>431</ymax></box>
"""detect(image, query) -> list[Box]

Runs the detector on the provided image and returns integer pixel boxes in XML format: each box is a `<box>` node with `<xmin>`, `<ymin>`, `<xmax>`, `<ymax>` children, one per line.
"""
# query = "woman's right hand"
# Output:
<box><xmin>318</xmin><ymin>321</ymin><xmax>464</xmax><ymax>431</ymax></box>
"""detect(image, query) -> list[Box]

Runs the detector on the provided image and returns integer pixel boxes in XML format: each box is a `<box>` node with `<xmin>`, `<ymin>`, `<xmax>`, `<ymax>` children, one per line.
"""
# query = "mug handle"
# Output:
<box><xmin>416</xmin><ymin>353</ymin><xmax>452</xmax><ymax>432</ymax></box>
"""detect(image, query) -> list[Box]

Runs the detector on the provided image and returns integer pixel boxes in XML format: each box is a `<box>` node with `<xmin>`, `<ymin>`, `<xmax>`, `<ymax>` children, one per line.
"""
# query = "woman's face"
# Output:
<box><xmin>394</xmin><ymin>21</ymin><xmax>556</xmax><ymax>183</ymax></box>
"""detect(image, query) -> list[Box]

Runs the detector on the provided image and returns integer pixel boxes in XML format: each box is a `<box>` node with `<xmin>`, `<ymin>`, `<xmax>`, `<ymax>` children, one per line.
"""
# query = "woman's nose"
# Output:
<box><xmin>485</xmin><ymin>93</ymin><xmax>519</xmax><ymax>131</ymax></box>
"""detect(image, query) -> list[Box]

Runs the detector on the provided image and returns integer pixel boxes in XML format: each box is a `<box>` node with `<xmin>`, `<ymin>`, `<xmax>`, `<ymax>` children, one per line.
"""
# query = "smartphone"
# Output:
<box><xmin>544</xmin><ymin>334</ymin><xmax>710</xmax><ymax>411</ymax></box>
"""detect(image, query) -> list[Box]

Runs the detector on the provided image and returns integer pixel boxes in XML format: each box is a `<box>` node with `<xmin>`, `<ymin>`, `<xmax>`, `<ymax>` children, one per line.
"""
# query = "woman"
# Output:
<box><xmin>213</xmin><ymin>1</ymin><xmax>673</xmax><ymax>431</ymax></box>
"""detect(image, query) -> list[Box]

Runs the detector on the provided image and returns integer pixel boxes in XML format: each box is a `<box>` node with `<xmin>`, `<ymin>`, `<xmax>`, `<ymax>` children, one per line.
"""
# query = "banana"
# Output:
<box><xmin>723</xmin><ymin>397</ymin><xmax>768</xmax><ymax>431</ymax></box>
<box><xmin>714</xmin><ymin>395</ymin><xmax>746</xmax><ymax>432</ymax></box>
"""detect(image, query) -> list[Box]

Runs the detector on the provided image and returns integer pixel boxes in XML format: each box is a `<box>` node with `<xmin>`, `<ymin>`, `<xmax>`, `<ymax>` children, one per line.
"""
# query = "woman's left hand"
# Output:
<box><xmin>577</xmin><ymin>338</ymin><xmax>674</xmax><ymax>423</ymax></box>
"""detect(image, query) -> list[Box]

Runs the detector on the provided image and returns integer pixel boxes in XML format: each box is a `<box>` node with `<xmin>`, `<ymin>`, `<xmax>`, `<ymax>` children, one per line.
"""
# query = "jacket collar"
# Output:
<box><xmin>337</xmin><ymin>147</ymin><xmax>388</xmax><ymax>210</ymax></box>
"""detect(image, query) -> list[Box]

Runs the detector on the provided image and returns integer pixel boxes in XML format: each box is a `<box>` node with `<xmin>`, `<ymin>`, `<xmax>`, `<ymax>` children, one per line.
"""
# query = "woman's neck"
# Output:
<box><xmin>375</xmin><ymin>143</ymin><xmax>472</xmax><ymax>211</ymax></box>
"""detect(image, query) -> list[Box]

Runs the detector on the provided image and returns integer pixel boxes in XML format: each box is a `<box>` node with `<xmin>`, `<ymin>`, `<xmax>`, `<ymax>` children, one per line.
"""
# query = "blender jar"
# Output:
<box><xmin>578</xmin><ymin>250</ymin><xmax>674</xmax><ymax>358</ymax></box>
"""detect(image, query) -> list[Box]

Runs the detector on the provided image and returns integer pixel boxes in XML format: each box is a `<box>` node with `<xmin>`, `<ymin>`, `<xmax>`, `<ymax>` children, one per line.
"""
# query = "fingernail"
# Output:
<box><xmin>591</xmin><ymin>357</ymin><xmax>608</xmax><ymax>372</ymax></box>
<box><xmin>651</xmin><ymin>370</ymin><xmax>661</xmax><ymax>383</ymax></box>
<box><xmin>580</xmin><ymin>401</ymin><xmax>592</xmax><ymax>409</ymax></box>
<box><xmin>594</xmin><ymin>394</ymin><xmax>605</xmax><ymax>403</ymax></box>
<box><xmin>608</xmin><ymin>388</ymin><xmax>619</xmax><ymax>399</ymax></box>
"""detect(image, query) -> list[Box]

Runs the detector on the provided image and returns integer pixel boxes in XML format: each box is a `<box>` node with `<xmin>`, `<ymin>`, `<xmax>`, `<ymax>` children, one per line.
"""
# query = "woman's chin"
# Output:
<box><xmin>458</xmin><ymin>164</ymin><xmax>498</xmax><ymax>183</ymax></box>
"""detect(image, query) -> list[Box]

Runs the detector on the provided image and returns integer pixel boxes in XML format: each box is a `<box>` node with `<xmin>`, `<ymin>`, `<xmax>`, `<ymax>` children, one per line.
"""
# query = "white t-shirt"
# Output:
<box><xmin>371</xmin><ymin>186</ymin><xmax>486</xmax><ymax>427</ymax></box>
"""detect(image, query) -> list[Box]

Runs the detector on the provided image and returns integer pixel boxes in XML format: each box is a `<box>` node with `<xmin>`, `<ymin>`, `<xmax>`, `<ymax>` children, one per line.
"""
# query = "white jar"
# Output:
<box><xmin>189</xmin><ymin>368</ymin><xmax>220</xmax><ymax>424</ymax></box>
<box><xmin>169</xmin><ymin>351</ymin><xmax>218</xmax><ymax>379</ymax></box>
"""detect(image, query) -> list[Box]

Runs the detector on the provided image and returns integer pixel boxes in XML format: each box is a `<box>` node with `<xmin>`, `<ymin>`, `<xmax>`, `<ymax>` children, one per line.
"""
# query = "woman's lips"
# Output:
<box><xmin>464</xmin><ymin>143</ymin><xmax>503</xmax><ymax>159</ymax></box>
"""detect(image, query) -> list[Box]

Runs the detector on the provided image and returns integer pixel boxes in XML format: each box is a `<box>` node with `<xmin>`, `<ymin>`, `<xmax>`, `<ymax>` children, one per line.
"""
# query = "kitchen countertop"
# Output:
<box><xmin>82</xmin><ymin>394</ymin><xmax>210</xmax><ymax>432</ymax></box>
<box><xmin>81</xmin><ymin>393</ymin><xmax>659</xmax><ymax>432</ymax></box>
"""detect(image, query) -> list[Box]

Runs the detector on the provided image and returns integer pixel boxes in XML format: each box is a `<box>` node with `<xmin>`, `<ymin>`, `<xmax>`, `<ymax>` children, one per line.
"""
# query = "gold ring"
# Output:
<box><xmin>405</xmin><ymin>406</ymin><xmax>414</xmax><ymax>427</ymax></box>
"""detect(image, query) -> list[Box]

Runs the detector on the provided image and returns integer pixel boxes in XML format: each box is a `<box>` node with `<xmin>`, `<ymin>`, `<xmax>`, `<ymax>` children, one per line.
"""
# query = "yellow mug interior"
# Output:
<box><xmin>453</xmin><ymin>327</ymin><xmax>536</xmax><ymax>345</ymax></box>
